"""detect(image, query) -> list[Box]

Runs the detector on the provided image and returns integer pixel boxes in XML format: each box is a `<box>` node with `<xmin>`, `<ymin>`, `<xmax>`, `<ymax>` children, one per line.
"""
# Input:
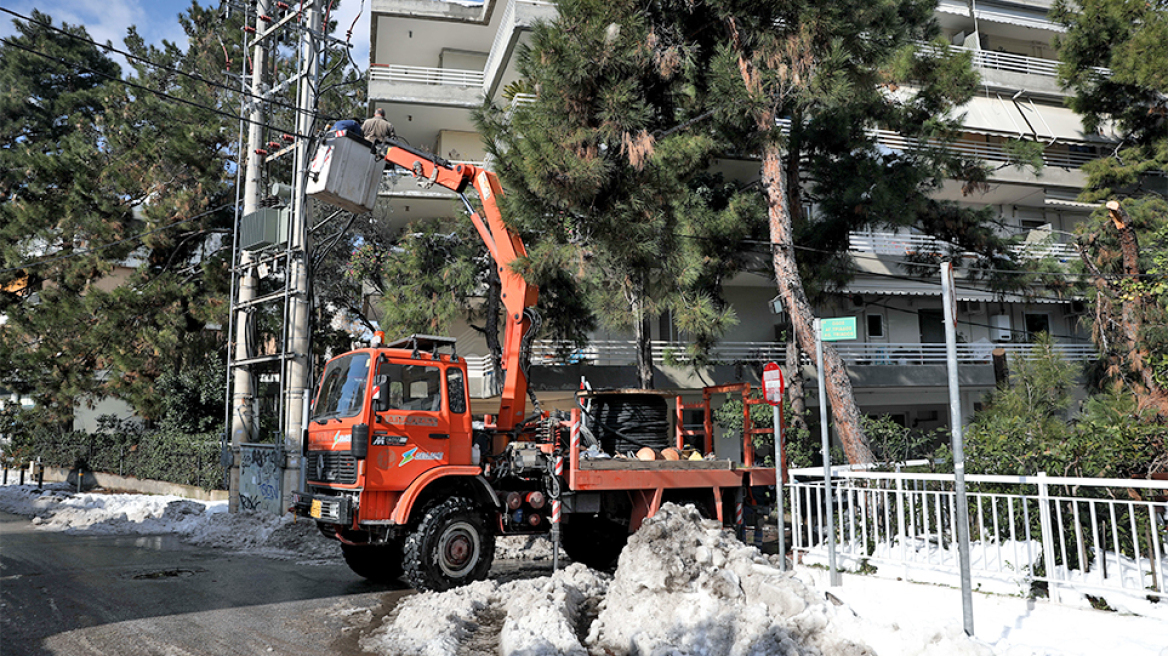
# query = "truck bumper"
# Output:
<box><xmin>290</xmin><ymin>490</ymin><xmax>354</xmax><ymax>525</ymax></box>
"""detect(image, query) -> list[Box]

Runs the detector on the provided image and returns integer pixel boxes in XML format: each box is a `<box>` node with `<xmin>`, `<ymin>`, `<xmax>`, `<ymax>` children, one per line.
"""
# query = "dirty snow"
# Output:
<box><xmin>2</xmin><ymin>481</ymin><xmax>1166</xmax><ymax>655</ymax></box>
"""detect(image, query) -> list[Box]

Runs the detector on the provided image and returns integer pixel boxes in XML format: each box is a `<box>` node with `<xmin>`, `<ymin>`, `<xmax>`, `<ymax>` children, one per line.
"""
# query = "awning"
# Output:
<box><xmin>840</xmin><ymin>278</ymin><xmax>1071</xmax><ymax>304</ymax></box>
<box><xmin>952</xmin><ymin>95</ymin><xmax>1118</xmax><ymax>143</ymax></box>
<box><xmin>954</xmin><ymin>95</ymin><xmax>1028</xmax><ymax>136</ymax></box>
<box><xmin>1015</xmin><ymin>100</ymin><xmax>1119</xmax><ymax>143</ymax></box>
<box><xmin>935</xmin><ymin>0</ymin><xmax>1064</xmax><ymax>32</ymax></box>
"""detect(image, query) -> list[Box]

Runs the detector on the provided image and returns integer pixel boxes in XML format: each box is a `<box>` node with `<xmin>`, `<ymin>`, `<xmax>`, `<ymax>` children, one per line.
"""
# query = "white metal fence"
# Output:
<box><xmin>789</xmin><ymin>469</ymin><xmax>1168</xmax><ymax>604</ymax></box>
<box><xmin>369</xmin><ymin>64</ymin><xmax>484</xmax><ymax>88</ymax></box>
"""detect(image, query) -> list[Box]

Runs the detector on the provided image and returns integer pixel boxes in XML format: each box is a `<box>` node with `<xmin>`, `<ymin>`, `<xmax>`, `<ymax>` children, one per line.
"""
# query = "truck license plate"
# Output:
<box><xmin>310</xmin><ymin>499</ymin><xmax>322</xmax><ymax>519</ymax></box>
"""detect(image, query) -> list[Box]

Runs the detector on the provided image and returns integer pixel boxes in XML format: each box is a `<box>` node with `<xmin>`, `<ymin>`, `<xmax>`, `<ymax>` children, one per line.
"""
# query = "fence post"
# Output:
<box><xmin>896</xmin><ymin>465</ymin><xmax>907</xmax><ymax>564</ymax></box>
<box><xmin>1036</xmin><ymin>472</ymin><xmax>1060</xmax><ymax>603</ymax></box>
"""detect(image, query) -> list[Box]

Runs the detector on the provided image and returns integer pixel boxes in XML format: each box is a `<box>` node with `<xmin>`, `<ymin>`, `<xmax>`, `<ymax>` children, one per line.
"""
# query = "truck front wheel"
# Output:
<box><xmin>341</xmin><ymin>541</ymin><xmax>404</xmax><ymax>583</ymax></box>
<box><xmin>402</xmin><ymin>497</ymin><xmax>495</xmax><ymax>592</ymax></box>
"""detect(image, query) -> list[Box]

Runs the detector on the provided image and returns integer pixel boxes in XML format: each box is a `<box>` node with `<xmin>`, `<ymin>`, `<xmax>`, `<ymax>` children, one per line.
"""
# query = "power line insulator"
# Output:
<box><xmin>243</xmin><ymin>26</ymin><xmax>257</xmax><ymax>34</ymax></box>
<box><xmin>276</xmin><ymin>1</ymin><xmax>290</xmax><ymax>9</ymax></box>
<box><xmin>267</xmin><ymin>141</ymin><xmax>282</xmax><ymax>149</ymax></box>
<box><xmin>259</xmin><ymin>14</ymin><xmax>273</xmax><ymax>22</ymax></box>
<box><xmin>281</xmin><ymin>134</ymin><xmax>295</xmax><ymax>142</ymax></box>
<box><xmin>255</xmin><ymin>148</ymin><xmax>270</xmax><ymax>156</ymax></box>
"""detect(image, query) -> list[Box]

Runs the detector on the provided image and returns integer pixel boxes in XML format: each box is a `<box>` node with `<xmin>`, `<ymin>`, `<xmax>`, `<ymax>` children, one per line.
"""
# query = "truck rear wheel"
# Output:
<box><xmin>403</xmin><ymin>497</ymin><xmax>495</xmax><ymax>592</ymax></box>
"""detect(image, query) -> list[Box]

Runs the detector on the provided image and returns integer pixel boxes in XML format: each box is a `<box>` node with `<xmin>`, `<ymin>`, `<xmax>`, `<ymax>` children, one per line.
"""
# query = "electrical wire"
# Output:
<box><xmin>0</xmin><ymin>6</ymin><xmax>341</xmax><ymax>126</ymax></box>
<box><xmin>0</xmin><ymin>35</ymin><xmax>310</xmax><ymax>140</ymax></box>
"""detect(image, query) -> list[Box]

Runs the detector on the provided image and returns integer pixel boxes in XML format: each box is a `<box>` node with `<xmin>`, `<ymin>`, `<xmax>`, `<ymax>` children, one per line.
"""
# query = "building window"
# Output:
<box><xmin>1024</xmin><ymin>313</ymin><xmax>1051</xmax><ymax>341</ymax></box>
<box><xmin>866</xmin><ymin>313</ymin><xmax>885</xmax><ymax>339</ymax></box>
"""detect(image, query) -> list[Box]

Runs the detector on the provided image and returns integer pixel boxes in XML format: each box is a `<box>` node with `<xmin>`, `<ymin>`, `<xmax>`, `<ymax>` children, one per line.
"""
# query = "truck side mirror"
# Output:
<box><xmin>372</xmin><ymin>375</ymin><xmax>390</xmax><ymax>412</ymax></box>
<box><xmin>351</xmin><ymin>423</ymin><xmax>369</xmax><ymax>460</ymax></box>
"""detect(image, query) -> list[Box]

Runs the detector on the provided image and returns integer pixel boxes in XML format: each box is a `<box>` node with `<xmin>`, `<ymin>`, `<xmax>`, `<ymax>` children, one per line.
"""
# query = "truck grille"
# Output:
<box><xmin>306</xmin><ymin>451</ymin><xmax>358</xmax><ymax>485</ymax></box>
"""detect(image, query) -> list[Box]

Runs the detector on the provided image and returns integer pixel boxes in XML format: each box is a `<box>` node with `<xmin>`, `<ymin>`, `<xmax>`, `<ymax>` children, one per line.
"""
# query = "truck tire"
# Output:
<box><xmin>561</xmin><ymin>514</ymin><xmax>628</xmax><ymax>571</ymax></box>
<box><xmin>341</xmin><ymin>541</ymin><xmax>404</xmax><ymax>583</ymax></box>
<box><xmin>403</xmin><ymin>497</ymin><xmax>495</xmax><ymax>592</ymax></box>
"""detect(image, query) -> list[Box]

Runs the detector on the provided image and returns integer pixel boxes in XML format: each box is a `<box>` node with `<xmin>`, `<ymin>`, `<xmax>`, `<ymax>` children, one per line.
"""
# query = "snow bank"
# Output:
<box><xmin>365</xmin><ymin>504</ymin><xmax>994</xmax><ymax>656</ymax></box>
<box><xmin>362</xmin><ymin>564</ymin><xmax>608</xmax><ymax>656</ymax></box>
<box><xmin>0</xmin><ymin>482</ymin><xmax>338</xmax><ymax>562</ymax></box>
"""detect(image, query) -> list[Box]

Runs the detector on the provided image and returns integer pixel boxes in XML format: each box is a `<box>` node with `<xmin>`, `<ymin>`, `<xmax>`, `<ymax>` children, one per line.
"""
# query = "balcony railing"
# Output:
<box><xmin>369</xmin><ymin>64</ymin><xmax>485</xmax><ymax>88</ymax></box>
<box><xmin>518</xmin><ymin>339</ymin><xmax>1094</xmax><ymax>367</ymax></box>
<box><xmin>872</xmin><ymin>129</ymin><xmax>1098</xmax><ymax>169</ymax></box>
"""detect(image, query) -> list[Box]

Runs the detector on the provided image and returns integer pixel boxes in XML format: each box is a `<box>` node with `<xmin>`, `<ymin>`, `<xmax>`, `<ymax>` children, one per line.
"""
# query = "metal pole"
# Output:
<box><xmin>941</xmin><ymin>261</ymin><xmax>975</xmax><ymax>636</ymax></box>
<box><xmin>815</xmin><ymin>318</ymin><xmax>840</xmax><ymax>586</ymax></box>
<box><xmin>282</xmin><ymin>0</ymin><xmax>321</xmax><ymax>515</ymax></box>
<box><xmin>229</xmin><ymin>0</ymin><xmax>271</xmax><ymax>513</ymax></box>
<box><xmin>773</xmin><ymin>402</ymin><xmax>786</xmax><ymax>571</ymax></box>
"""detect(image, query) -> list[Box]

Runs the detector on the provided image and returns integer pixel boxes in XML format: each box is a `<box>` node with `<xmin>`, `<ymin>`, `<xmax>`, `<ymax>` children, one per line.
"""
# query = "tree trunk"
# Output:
<box><xmin>633</xmin><ymin>278</ymin><xmax>653</xmax><ymax>388</ymax></box>
<box><xmin>760</xmin><ymin>141</ymin><xmax>874</xmax><ymax>464</ymax></box>
<box><xmin>785</xmin><ymin>339</ymin><xmax>809</xmax><ymax>435</ymax></box>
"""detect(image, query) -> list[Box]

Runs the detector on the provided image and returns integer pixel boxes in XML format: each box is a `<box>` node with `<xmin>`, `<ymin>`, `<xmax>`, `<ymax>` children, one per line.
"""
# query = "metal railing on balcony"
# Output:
<box><xmin>872</xmin><ymin>129</ymin><xmax>1098</xmax><ymax>169</ymax></box>
<box><xmin>518</xmin><ymin>339</ymin><xmax>1094</xmax><ymax>367</ymax></box>
<box><xmin>820</xmin><ymin>341</ymin><xmax>1096</xmax><ymax>365</ymax></box>
<box><xmin>369</xmin><ymin>64</ymin><xmax>485</xmax><ymax>88</ymax></box>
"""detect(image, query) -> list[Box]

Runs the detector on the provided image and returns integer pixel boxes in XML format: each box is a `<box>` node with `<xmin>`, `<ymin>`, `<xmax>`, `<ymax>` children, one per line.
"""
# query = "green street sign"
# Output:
<box><xmin>820</xmin><ymin>317</ymin><xmax>857</xmax><ymax>342</ymax></box>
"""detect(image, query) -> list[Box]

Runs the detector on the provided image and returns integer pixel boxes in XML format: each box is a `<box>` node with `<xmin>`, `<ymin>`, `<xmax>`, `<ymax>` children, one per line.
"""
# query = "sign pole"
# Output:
<box><xmin>762</xmin><ymin>362</ymin><xmax>786</xmax><ymax>571</ymax></box>
<box><xmin>814</xmin><ymin>318</ymin><xmax>841</xmax><ymax>586</ymax></box>
<box><xmin>942</xmin><ymin>261</ymin><xmax>975</xmax><ymax>636</ymax></box>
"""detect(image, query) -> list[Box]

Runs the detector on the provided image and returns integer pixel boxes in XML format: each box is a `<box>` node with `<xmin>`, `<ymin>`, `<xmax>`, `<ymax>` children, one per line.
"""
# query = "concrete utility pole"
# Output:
<box><xmin>229</xmin><ymin>0</ymin><xmax>271</xmax><ymax>512</ymax></box>
<box><xmin>282</xmin><ymin>1</ymin><xmax>322</xmax><ymax>510</ymax></box>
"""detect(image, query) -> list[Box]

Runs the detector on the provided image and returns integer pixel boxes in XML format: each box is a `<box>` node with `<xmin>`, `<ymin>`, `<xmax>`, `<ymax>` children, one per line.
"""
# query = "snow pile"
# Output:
<box><xmin>362</xmin><ymin>563</ymin><xmax>608</xmax><ymax>656</ymax></box>
<box><xmin>0</xmin><ymin>482</ymin><xmax>338</xmax><ymax>562</ymax></box>
<box><xmin>590</xmin><ymin>504</ymin><xmax>994</xmax><ymax>656</ymax></box>
<box><xmin>366</xmin><ymin>504</ymin><xmax>994</xmax><ymax>656</ymax></box>
<box><xmin>496</xmin><ymin>533</ymin><xmax>556</xmax><ymax>560</ymax></box>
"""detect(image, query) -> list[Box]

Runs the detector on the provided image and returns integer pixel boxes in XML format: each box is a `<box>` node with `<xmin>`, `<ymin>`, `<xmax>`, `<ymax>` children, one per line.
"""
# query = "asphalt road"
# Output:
<box><xmin>0</xmin><ymin>510</ymin><xmax>412</xmax><ymax>656</ymax></box>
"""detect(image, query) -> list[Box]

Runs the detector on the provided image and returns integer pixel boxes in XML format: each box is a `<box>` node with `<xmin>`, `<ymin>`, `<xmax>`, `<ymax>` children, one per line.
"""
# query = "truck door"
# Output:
<box><xmin>365</xmin><ymin>360</ymin><xmax>471</xmax><ymax>488</ymax></box>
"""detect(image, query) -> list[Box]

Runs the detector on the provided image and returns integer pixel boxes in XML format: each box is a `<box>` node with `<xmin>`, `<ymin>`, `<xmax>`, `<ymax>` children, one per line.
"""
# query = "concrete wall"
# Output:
<box><xmin>14</xmin><ymin>464</ymin><xmax>228</xmax><ymax>502</ymax></box>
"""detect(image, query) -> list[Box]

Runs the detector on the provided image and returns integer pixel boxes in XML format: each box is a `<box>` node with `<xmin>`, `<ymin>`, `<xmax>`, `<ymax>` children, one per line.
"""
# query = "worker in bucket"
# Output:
<box><xmin>329</xmin><ymin>117</ymin><xmax>363</xmax><ymax>138</ymax></box>
<box><xmin>362</xmin><ymin>107</ymin><xmax>395</xmax><ymax>153</ymax></box>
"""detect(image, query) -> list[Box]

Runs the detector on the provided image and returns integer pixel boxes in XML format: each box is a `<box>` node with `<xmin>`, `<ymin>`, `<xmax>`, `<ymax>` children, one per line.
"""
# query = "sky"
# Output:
<box><xmin>0</xmin><ymin>0</ymin><xmax>371</xmax><ymax>69</ymax></box>
<box><xmin>2</xmin><ymin>479</ymin><xmax>1167</xmax><ymax>656</ymax></box>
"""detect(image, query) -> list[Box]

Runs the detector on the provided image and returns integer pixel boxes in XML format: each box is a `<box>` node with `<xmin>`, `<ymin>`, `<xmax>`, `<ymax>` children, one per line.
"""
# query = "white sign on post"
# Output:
<box><xmin>762</xmin><ymin>362</ymin><xmax>784</xmax><ymax>406</ymax></box>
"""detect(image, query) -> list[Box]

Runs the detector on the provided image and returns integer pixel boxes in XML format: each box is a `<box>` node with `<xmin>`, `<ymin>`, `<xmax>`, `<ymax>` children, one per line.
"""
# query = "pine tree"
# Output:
<box><xmin>0</xmin><ymin>8</ymin><xmax>239</xmax><ymax>423</ymax></box>
<box><xmin>478</xmin><ymin>0</ymin><xmax>768</xmax><ymax>388</ymax></box>
<box><xmin>701</xmin><ymin>0</ymin><xmax>1008</xmax><ymax>463</ymax></box>
<box><xmin>1053</xmin><ymin>0</ymin><xmax>1168</xmax><ymax>413</ymax></box>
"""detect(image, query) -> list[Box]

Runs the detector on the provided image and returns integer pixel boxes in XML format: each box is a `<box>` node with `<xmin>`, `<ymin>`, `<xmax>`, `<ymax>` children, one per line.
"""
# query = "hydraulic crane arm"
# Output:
<box><xmin>382</xmin><ymin>140</ymin><xmax>539</xmax><ymax>433</ymax></box>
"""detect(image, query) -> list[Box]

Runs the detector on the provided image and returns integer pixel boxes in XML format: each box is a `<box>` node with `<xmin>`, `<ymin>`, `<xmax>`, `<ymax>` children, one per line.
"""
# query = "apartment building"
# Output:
<box><xmin>364</xmin><ymin>0</ymin><xmax>1105</xmax><ymax>448</ymax></box>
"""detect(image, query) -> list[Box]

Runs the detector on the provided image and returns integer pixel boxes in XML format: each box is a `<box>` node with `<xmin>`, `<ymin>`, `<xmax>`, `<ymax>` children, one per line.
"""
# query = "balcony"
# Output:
<box><xmin>368</xmin><ymin>64</ymin><xmax>485</xmax><ymax>107</ymax></box>
<box><xmin>481</xmin><ymin>0</ymin><xmax>557</xmax><ymax>98</ymax></box>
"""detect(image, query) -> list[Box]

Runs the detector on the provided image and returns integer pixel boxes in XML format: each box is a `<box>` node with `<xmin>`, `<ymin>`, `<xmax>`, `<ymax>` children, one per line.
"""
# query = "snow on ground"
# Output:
<box><xmin>2</xmin><ymin>481</ymin><xmax>1166</xmax><ymax>655</ymax></box>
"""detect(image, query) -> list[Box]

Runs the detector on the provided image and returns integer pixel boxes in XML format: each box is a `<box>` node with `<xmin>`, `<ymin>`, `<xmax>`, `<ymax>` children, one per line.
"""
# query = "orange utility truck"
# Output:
<box><xmin>291</xmin><ymin>132</ymin><xmax>779</xmax><ymax>590</ymax></box>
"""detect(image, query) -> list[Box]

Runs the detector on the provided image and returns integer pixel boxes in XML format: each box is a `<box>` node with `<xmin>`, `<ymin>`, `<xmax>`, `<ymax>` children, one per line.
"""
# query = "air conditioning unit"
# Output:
<box><xmin>990</xmin><ymin>314</ymin><xmax>1012</xmax><ymax>342</ymax></box>
<box><xmin>958</xmin><ymin>300</ymin><xmax>986</xmax><ymax>314</ymax></box>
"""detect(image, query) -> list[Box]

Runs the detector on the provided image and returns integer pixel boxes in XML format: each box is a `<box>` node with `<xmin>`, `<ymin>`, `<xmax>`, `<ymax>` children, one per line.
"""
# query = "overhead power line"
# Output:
<box><xmin>0</xmin><ymin>6</ymin><xmax>338</xmax><ymax>125</ymax></box>
<box><xmin>0</xmin><ymin>35</ymin><xmax>313</xmax><ymax>140</ymax></box>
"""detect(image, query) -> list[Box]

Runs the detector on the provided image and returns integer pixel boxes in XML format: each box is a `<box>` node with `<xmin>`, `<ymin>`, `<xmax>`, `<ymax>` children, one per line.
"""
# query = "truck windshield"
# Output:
<box><xmin>313</xmin><ymin>353</ymin><xmax>370</xmax><ymax>420</ymax></box>
<box><xmin>376</xmin><ymin>362</ymin><xmax>443</xmax><ymax>412</ymax></box>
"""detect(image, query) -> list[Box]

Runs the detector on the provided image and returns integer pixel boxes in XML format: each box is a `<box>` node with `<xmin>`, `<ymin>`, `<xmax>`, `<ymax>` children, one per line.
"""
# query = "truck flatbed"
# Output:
<box><xmin>577</xmin><ymin>458</ymin><xmax>737</xmax><ymax>471</ymax></box>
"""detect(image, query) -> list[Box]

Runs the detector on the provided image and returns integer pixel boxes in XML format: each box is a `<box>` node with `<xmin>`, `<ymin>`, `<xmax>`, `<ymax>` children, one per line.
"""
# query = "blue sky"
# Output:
<box><xmin>0</xmin><ymin>1</ymin><xmax>370</xmax><ymax>68</ymax></box>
